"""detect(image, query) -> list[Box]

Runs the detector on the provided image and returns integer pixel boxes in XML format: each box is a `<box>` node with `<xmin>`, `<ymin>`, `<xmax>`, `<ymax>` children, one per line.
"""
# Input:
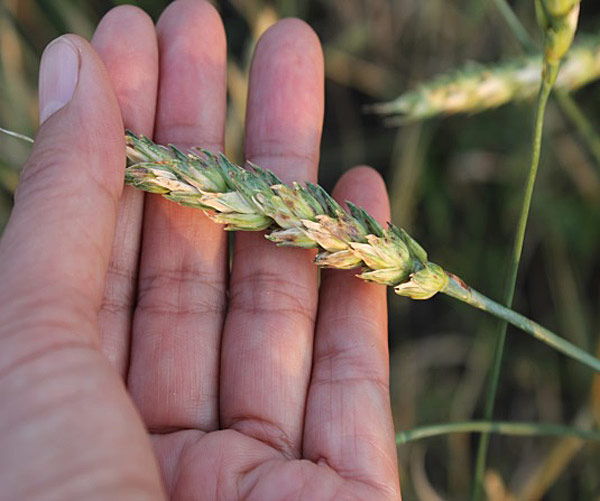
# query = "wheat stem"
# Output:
<box><xmin>396</xmin><ymin>420</ymin><xmax>600</xmax><ymax>444</ymax></box>
<box><xmin>554</xmin><ymin>88</ymin><xmax>600</xmax><ymax>164</ymax></box>
<box><xmin>472</xmin><ymin>66</ymin><xmax>558</xmax><ymax>499</ymax></box>
<box><xmin>472</xmin><ymin>2</ymin><xmax>580</xmax><ymax>497</ymax></box>
<box><xmin>492</xmin><ymin>0</ymin><xmax>537</xmax><ymax>52</ymax></box>
<box><xmin>0</xmin><ymin>127</ymin><xmax>34</xmax><ymax>144</ymax></box>
<box><xmin>442</xmin><ymin>273</ymin><xmax>600</xmax><ymax>371</ymax></box>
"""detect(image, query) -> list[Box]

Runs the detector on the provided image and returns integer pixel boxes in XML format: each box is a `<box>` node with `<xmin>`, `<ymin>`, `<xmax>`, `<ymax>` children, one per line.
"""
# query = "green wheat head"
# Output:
<box><xmin>125</xmin><ymin>130</ymin><xmax>448</xmax><ymax>300</ymax></box>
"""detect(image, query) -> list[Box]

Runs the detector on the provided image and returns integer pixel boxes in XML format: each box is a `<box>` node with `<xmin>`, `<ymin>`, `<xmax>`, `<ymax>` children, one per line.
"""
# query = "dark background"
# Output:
<box><xmin>0</xmin><ymin>0</ymin><xmax>599</xmax><ymax>499</ymax></box>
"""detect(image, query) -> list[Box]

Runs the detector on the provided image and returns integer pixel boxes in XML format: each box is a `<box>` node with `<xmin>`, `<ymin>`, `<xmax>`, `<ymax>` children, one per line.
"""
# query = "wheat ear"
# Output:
<box><xmin>369</xmin><ymin>32</ymin><xmax>596</xmax><ymax>122</ymax></box>
<box><xmin>124</xmin><ymin>130</ymin><xmax>600</xmax><ymax>371</ymax></box>
<box><xmin>125</xmin><ymin>130</ymin><xmax>447</xmax><ymax>299</ymax></box>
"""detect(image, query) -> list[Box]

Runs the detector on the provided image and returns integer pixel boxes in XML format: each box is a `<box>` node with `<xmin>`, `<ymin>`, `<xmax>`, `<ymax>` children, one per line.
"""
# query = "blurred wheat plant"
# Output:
<box><xmin>369</xmin><ymin>33</ymin><xmax>598</xmax><ymax>122</ymax></box>
<box><xmin>123</xmin><ymin>130</ymin><xmax>600</xmax><ymax>372</ymax></box>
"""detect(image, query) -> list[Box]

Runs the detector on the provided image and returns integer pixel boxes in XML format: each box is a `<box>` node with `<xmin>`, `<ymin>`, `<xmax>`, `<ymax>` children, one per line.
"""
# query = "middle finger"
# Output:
<box><xmin>220</xmin><ymin>19</ymin><xmax>325</xmax><ymax>458</ymax></box>
<box><xmin>127</xmin><ymin>0</ymin><xmax>227</xmax><ymax>433</ymax></box>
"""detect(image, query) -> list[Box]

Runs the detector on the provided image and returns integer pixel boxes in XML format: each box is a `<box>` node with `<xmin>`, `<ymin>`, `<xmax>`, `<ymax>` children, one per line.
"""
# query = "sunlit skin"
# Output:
<box><xmin>0</xmin><ymin>1</ymin><xmax>400</xmax><ymax>499</ymax></box>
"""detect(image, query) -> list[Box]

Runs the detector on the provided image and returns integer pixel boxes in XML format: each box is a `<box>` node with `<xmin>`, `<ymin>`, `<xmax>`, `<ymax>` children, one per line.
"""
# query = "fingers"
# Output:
<box><xmin>127</xmin><ymin>0</ymin><xmax>228</xmax><ymax>432</ymax></box>
<box><xmin>0</xmin><ymin>36</ymin><xmax>163</xmax><ymax>498</ymax></box>
<box><xmin>92</xmin><ymin>5</ymin><xmax>159</xmax><ymax>376</ymax></box>
<box><xmin>303</xmin><ymin>168</ymin><xmax>401</xmax><ymax>498</ymax></box>
<box><xmin>220</xmin><ymin>19</ymin><xmax>324</xmax><ymax>458</ymax></box>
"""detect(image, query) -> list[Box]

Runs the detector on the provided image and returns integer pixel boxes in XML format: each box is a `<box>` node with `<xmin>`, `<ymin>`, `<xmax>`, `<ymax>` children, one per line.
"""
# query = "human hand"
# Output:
<box><xmin>0</xmin><ymin>1</ymin><xmax>400</xmax><ymax>499</ymax></box>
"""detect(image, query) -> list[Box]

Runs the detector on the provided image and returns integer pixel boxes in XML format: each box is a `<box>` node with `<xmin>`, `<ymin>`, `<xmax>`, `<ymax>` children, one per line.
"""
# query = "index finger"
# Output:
<box><xmin>92</xmin><ymin>4</ymin><xmax>159</xmax><ymax>377</ymax></box>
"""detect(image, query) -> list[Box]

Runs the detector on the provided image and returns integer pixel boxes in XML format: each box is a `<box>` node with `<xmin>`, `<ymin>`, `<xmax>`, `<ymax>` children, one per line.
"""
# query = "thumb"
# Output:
<box><xmin>0</xmin><ymin>36</ymin><xmax>165</xmax><ymax>499</ymax></box>
<box><xmin>0</xmin><ymin>35</ymin><xmax>124</xmax><ymax>331</ymax></box>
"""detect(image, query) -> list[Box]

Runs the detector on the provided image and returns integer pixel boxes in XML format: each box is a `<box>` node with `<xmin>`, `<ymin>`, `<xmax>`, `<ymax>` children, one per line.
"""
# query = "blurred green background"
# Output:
<box><xmin>1</xmin><ymin>0</ymin><xmax>599</xmax><ymax>499</ymax></box>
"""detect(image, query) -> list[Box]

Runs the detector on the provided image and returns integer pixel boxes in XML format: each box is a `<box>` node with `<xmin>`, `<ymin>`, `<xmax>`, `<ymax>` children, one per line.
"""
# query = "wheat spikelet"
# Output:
<box><xmin>125</xmin><ymin>130</ymin><xmax>448</xmax><ymax>299</ymax></box>
<box><xmin>369</xmin><ymin>33</ymin><xmax>597</xmax><ymax>122</ymax></box>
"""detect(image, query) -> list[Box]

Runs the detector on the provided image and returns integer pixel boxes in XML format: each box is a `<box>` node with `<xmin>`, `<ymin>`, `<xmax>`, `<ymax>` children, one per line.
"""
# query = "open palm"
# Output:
<box><xmin>0</xmin><ymin>1</ymin><xmax>399</xmax><ymax>499</ymax></box>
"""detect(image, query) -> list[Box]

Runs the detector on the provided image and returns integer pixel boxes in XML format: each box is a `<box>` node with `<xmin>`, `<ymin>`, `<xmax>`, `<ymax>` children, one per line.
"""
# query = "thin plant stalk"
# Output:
<box><xmin>0</xmin><ymin>127</ymin><xmax>34</xmax><ymax>144</ymax></box>
<box><xmin>473</xmin><ymin>1</ymin><xmax>581</xmax><ymax>498</ymax></box>
<box><xmin>492</xmin><ymin>0</ymin><xmax>537</xmax><ymax>52</ymax></box>
<box><xmin>396</xmin><ymin>420</ymin><xmax>600</xmax><ymax>444</ymax></box>
<box><xmin>442</xmin><ymin>273</ymin><xmax>600</xmax><ymax>371</ymax></box>
<box><xmin>553</xmin><ymin>89</ymin><xmax>600</xmax><ymax>165</ymax></box>
<box><xmin>472</xmin><ymin>65</ymin><xmax>558</xmax><ymax>500</ymax></box>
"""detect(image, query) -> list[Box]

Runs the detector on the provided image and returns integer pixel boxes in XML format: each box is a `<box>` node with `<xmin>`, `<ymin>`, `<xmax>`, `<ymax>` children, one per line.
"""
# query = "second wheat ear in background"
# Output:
<box><xmin>125</xmin><ymin>130</ymin><xmax>600</xmax><ymax>372</ymax></box>
<box><xmin>368</xmin><ymin>33</ymin><xmax>600</xmax><ymax>122</ymax></box>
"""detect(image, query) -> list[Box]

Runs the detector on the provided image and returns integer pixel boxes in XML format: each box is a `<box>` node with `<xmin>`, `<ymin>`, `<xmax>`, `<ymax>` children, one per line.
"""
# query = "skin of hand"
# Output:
<box><xmin>0</xmin><ymin>1</ymin><xmax>400</xmax><ymax>499</ymax></box>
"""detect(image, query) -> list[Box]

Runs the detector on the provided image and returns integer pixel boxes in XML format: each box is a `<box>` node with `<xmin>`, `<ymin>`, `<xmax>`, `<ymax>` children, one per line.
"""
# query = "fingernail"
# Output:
<box><xmin>39</xmin><ymin>37</ymin><xmax>80</xmax><ymax>124</ymax></box>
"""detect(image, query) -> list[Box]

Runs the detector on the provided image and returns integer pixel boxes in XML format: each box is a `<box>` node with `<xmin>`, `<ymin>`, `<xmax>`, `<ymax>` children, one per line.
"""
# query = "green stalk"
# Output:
<box><xmin>471</xmin><ymin>65</ymin><xmax>558</xmax><ymax>501</ymax></box>
<box><xmin>492</xmin><ymin>0</ymin><xmax>537</xmax><ymax>52</ymax></box>
<box><xmin>442</xmin><ymin>274</ymin><xmax>600</xmax><ymax>372</ymax></box>
<box><xmin>553</xmin><ymin>89</ymin><xmax>600</xmax><ymax>165</ymax></box>
<box><xmin>396</xmin><ymin>420</ymin><xmax>600</xmax><ymax>444</ymax></box>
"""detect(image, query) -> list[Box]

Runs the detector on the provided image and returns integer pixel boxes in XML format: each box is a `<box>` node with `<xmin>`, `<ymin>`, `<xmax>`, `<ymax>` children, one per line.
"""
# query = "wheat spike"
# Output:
<box><xmin>125</xmin><ymin>130</ymin><xmax>448</xmax><ymax>299</ymax></box>
<box><xmin>369</xmin><ymin>33</ymin><xmax>597</xmax><ymax>122</ymax></box>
